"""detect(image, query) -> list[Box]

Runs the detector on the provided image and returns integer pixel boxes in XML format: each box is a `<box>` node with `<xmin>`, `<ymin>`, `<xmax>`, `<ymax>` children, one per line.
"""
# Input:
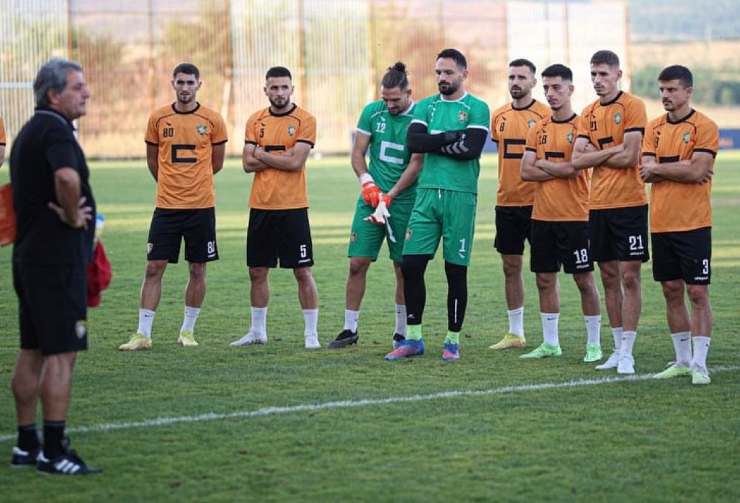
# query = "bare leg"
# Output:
<box><xmin>11</xmin><ymin>349</ymin><xmax>44</xmax><ymax>426</ymax></box>
<box><xmin>573</xmin><ymin>271</ymin><xmax>601</xmax><ymax>316</ymax></box>
<box><xmin>661</xmin><ymin>280</ymin><xmax>691</xmax><ymax>333</ymax></box>
<box><xmin>140</xmin><ymin>260</ymin><xmax>168</xmax><ymax>310</ymax></box>
<box><xmin>502</xmin><ymin>254</ymin><xmax>524</xmax><ymax>309</ymax></box>
<box><xmin>345</xmin><ymin>257</ymin><xmax>371</xmax><ymax>310</ymax></box>
<box><xmin>294</xmin><ymin>266</ymin><xmax>318</xmax><ymax>309</ymax></box>
<box><xmin>598</xmin><ymin>260</ymin><xmax>623</xmax><ymax>328</ymax></box>
<box><xmin>619</xmin><ymin>261</ymin><xmax>643</xmax><ymax>332</ymax></box>
<box><xmin>249</xmin><ymin>267</ymin><xmax>270</xmax><ymax>308</ymax></box>
<box><xmin>185</xmin><ymin>262</ymin><xmax>207</xmax><ymax>308</ymax></box>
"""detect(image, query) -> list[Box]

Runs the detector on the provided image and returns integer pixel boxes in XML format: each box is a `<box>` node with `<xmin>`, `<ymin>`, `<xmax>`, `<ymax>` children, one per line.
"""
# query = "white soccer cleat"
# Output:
<box><xmin>230</xmin><ymin>331</ymin><xmax>267</xmax><ymax>347</ymax></box>
<box><xmin>617</xmin><ymin>354</ymin><xmax>635</xmax><ymax>375</ymax></box>
<box><xmin>304</xmin><ymin>334</ymin><xmax>321</xmax><ymax>349</ymax></box>
<box><xmin>595</xmin><ymin>351</ymin><xmax>620</xmax><ymax>370</ymax></box>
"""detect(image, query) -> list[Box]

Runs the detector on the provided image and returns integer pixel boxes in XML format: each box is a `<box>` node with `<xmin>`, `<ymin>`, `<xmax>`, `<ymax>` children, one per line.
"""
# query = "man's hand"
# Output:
<box><xmin>380</xmin><ymin>193</ymin><xmax>392</xmax><ymax>208</ymax></box>
<box><xmin>639</xmin><ymin>156</ymin><xmax>656</xmax><ymax>180</ymax></box>
<box><xmin>360</xmin><ymin>173</ymin><xmax>382</xmax><ymax>207</ymax></box>
<box><xmin>48</xmin><ymin>196</ymin><xmax>93</xmax><ymax>229</ymax></box>
<box><xmin>584</xmin><ymin>142</ymin><xmax>597</xmax><ymax>153</ymax></box>
<box><xmin>364</xmin><ymin>198</ymin><xmax>391</xmax><ymax>225</ymax></box>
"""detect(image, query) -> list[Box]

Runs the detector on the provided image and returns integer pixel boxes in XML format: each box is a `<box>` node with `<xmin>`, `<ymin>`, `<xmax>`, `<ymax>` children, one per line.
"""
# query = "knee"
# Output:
<box><xmin>293</xmin><ymin>266</ymin><xmax>314</xmax><ymax>284</ymax></box>
<box><xmin>573</xmin><ymin>273</ymin><xmax>595</xmax><ymax>294</ymax></box>
<box><xmin>661</xmin><ymin>281</ymin><xmax>684</xmax><ymax>303</ymax></box>
<box><xmin>348</xmin><ymin>258</ymin><xmax>370</xmax><ymax>277</ymax></box>
<box><xmin>687</xmin><ymin>285</ymin><xmax>709</xmax><ymax>308</ymax></box>
<box><xmin>444</xmin><ymin>261</ymin><xmax>467</xmax><ymax>282</ymax></box>
<box><xmin>536</xmin><ymin>274</ymin><xmax>555</xmax><ymax>291</ymax></box>
<box><xmin>249</xmin><ymin>267</ymin><xmax>268</xmax><ymax>283</ymax></box>
<box><xmin>189</xmin><ymin>263</ymin><xmax>206</xmax><ymax>282</ymax></box>
<box><xmin>145</xmin><ymin>261</ymin><xmax>166</xmax><ymax>280</ymax></box>
<box><xmin>502</xmin><ymin>259</ymin><xmax>521</xmax><ymax>278</ymax></box>
<box><xmin>621</xmin><ymin>269</ymin><xmax>641</xmax><ymax>291</ymax></box>
<box><xmin>599</xmin><ymin>267</ymin><xmax>619</xmax><ymax>289</ymax></box>
<box><xmin>401</xmin><ymin>255</ymin><xmax>429</xmax><ymax>279</ymax></box>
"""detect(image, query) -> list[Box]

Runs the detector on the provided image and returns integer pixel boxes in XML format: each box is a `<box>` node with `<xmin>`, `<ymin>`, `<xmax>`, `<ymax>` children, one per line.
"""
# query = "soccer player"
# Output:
<box><xmin>384</xmin><ymin>48</ymin><xmax>490</xmax><ymax>362</ymax></box>
<box><xmin>489</xmin><ymin>59</ymin><xmax>550</xmax><ymax>350</ymax></box>
<box><xmin>329</xmin><ymin>62</ymin><xmax>423</xmax><ymax>349</ymax></box>
<box><xmin>0</xmin><ymin>115</ymin><xmax>6</xmax><ymax>167</ymax></box>
<box><xmin>641</xmin><ymin>65</ymin><xmax>719</xmax><ymax>385</ymax></box>
<box><xmin>519</xmin><ymin>64</ymin><xmax>602</xmax><ymax>361</ymax></box>
<box><xmin>230</xmin><ymin>66</ymin><xmax>320</xmax><ymax>349</ymax></box>
<box><xmin>119</xmin><ymin>63</ymin><xmax>228</xmax><ymax>351</ymax></box>
<box><xmin>572</xmin><ymin>50</ymin><xmax>648</xmax><ymax>374</ymax></box>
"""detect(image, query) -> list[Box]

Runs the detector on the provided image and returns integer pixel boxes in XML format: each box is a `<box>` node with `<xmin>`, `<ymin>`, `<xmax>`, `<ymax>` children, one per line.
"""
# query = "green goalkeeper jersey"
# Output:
<box><xmin>411</xmin><ymin>93</ymin><xmax>490</xmax><ymax>194</ymax></box>
<box><xmin>356</xmin><ymin>100</ymin><xmax>417</xmax><ymax>202</ymax></box>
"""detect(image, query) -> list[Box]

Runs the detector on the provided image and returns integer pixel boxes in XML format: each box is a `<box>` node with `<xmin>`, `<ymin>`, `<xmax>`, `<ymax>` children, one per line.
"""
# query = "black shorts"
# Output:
<box><xmin>13</xmin><ymin>262</ymin><xmax>88</xmax><ymax>355</ymax></box>
<box><xmin>530</xmin><ymin>220</ymin><xmax>593</xmax><ymax>274</ymax></box>
<box><xmin>147</xmin><ymin>207</ymin><xmax>218</xmax><ymax>264</ymax></box>
<box><xmin>589</xmin><ymin>205</ymin><xmax>649</xmax><ymax>263</ymax></box>
<box><xmin>247</xmin><ymin>208</ymin><xmax>314</xmax><ymax>268</ymax></box>
<box><xmin>494</xmin><ymin>205</ymin><xmax>532</xmax><ymax>255</ymax></box>
<box><xmin>651</xmin><ymin>227</ymin><xmax>711</xmax><ymax>285</ymax></box>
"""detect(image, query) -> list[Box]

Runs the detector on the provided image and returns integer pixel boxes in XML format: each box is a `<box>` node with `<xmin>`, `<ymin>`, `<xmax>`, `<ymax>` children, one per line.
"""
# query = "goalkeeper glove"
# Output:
<box><xmin>359</xmin><ymin>173</ymin><xmax>381</xmax><ymax>208</ymax></box>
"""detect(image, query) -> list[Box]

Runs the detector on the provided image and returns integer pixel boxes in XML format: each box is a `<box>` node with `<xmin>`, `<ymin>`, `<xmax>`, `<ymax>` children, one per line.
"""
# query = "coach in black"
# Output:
<box><xmin>9</xmin><ymin>58</ymin><xmax>100</xmax><ymax>475</ymax></box>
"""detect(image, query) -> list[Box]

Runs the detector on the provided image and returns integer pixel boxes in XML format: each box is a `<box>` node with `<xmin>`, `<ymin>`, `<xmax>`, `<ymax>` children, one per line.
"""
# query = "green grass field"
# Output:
<box><xmin>1</xmin><ymin>153</ymin><xmax>739</xmax><ymax>502</ymax></box>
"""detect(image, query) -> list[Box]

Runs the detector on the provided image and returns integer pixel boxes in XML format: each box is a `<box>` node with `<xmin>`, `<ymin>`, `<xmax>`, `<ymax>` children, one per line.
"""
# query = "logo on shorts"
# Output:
<box><xmin>614</xmin><ymin>112</ymin><xmax>622</xmax><ymax>125</ymax></box>
<box><xmin>683</xmin><ymin>132</ymin><xmax>691</xmax><ymax>144</ymax></box>
<box><xmin>75</xmin><ymin>321</ymin><xmax>87</xmax><ymax>339</ymax></box>
<box><xmin>405</xmin><ymin>228</ymin><xmax>413</xmax><ymax>242</ymax></box>
<box><xmin>288</xmin><ymin>125</ymin><xmax>296</xmax><ymax>136</ymax></box>
<box><xmin>566</xmin><ymin>132</ymin><xmax>574</xmax><ymax>144</ymax></box>
<box><xmin>458</xmin><ymin>110</ymin><xmax>468</xmax><ymax>123</ymax></box>
<box><xmin>527</xmin><ymin>119</ymin><xmax>536</xmax><ymax>128</ymax></box>
<box><xmin>147</xmin><ymin>242</ymin><xmax>153</xmax><ymax>254</ymax></box>
<box><xmin>196</xmin><ymin>124</ymin><xmax>208</xmax><ymax>135</ymax></box>
<box><xmin>350</xmin><ymin>232</ymin><xmax>357</xmax><ymax>242</ymax></box>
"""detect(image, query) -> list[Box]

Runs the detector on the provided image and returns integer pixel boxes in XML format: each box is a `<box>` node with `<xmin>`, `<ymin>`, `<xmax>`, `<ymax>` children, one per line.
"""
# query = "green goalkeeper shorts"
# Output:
<box><xmin>402</xmin><ymin>188</ymin><xmax>477</xmax><ymax>266</ymax></box>
<box><xmin>347</xmin><ymin>196</ymin><xmax>414</xmax><ymax>262</ymax></box>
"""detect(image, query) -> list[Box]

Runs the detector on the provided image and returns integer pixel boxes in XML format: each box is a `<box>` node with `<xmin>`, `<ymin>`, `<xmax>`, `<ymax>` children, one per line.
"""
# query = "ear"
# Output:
<box><xmin>196</xmin><ymin>80</ymin><xmax>203</xmax><ymax>91</ymax></box>
<box><xmin>568</xmin><ymin>83</ymin><xmax>575</xmax><ymax>96</ymax></box>
<box><xmin>617</xmin><ymin>68</ymin><xmax>623</xmax><ymax>80</ymax></box>
<box><xmin>462</xmin><ymin>68</ymin><xmax>469</xmax><ymax>79</ymax></box>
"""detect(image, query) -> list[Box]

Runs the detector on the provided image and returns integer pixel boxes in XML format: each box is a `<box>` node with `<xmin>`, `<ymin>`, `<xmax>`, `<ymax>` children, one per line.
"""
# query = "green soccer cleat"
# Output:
<box><xmin>118</xmin><ymin>333</ymin><xmax>152</xmax><ymax>351</ymax></box>
<box><xmin>489</xmin><ymin>333</ymin><xmax>526</xmax><ymax>350</ymax></box>
<box><xmin>177</xmin><ymin>330</ymin><xmax>199</xmax><ymax>347</ymax></box>
<box><xmin>520</xmin><ymin>342</ymin><xmax>562</xmax><ymax>359</ymax></box>
<box><xmin>653</xmin><ymin>363</ymin><xmax>691</xmax><ymax>380</ymax></box>
<box><xmin>690</xmin><ymin>366</ymin><xmax>711</xmax><ymax>385</ymax></box>
<box><xmin>583</xmin><ymin>344</ymin><xmax>603</xmax><ymax>363</ymax></box>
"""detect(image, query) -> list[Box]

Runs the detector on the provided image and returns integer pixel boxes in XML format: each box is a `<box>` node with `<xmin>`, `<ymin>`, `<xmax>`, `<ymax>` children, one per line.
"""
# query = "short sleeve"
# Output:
<box><xmin>624</xmin><ymin>98</ymin><xmax>647</xmax><ymax>134</ymax></box>
<box><xmin>45</xmin><ymin>132</ymin><xmax>79</xmax><ymax>173</ymax></box>
<box><xmin>575</xmin><ymin>108</ymin><xmax>591</xmax><ymax>140</ymax></box>
<box><xmin>245</xmin><ymin>113</ymin><xmax>258</xmax><ymax>145</ymax></box>
<box><xmin>145</xmin><ymin>113</ymin><xmax>159</xmax><ymax>145</ymax></box>
<box><xmin>211</xmin><ymin>113</ymin><xmax>228</xmax><ymax>145</ymax></box>
<box><xmin>642</xmin><ymin>122</ymin><xmax>657</xmax><ymax>157</ymax></box>
<box><xmin>410</xmin><ymin>99</ymin><xmax>429</xmax><ymax>127</ymax></box>
<box><xmin>525</xmin><ymin>122</ymin><xmax>538</xmax><ymax>153</ymax></box>
<box><xmin>0</xmin><ymin>117</ymin><xmax>6</xmax><ymax>145</ymax></box>
<box><xmin>467</xmin><ymin>100</ymin><xmax>490</xmax><ymax>132</ymax></box>
<box><xmin>693</xmin><ymin>119</ymin><xmax>720</xmax><ymax>158</ymax></box>
<box><xmin>490</xmin><ymin>113</ymin><xmax>500</xmax><ymax>142</ymax></box>
<box><xmin>356</xmin><ymin>104</ymin><xmax>373</xmax><ymax>136</ymax></box>
<box><xmin>297</xmin><ymin>114</ymin><xmax>317</xmax><ymax>147</ymax></box>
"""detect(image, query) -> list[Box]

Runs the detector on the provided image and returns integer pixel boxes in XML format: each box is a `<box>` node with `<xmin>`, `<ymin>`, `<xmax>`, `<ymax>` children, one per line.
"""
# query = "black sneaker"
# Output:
<box><xmin>37</xmin><ymin>442</ymin><xmax>102</xmax><ymax>475</ymax></box>
<box><xmin>328</xmin><ymin>329</ymin><xmax>359</xmax><ymax>349</ymax></box>
<box><xmin>392</xmin><ymin>333</ymin><xmax>405</xmax><ymax>349</ymax></box>
<box><xmin>10</xmin><ymin>446</ymin><xmax>40</xmax><ymax>467</ymax></box>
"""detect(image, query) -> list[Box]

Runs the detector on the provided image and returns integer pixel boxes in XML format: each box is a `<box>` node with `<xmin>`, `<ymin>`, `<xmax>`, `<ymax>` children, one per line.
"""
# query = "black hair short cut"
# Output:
<box><xmin>590</xmin><ymin>50</ymin><xmax>620</xmax><ymax>68</ymax></box>
<box><xmin>265</xmin><ymin>66</ymin><xmax>292</xmax><ymax>80</ymax></box>
<box><xmin>509</xmin><ymin>58</ymin><xmax>536</xmax><ymax>74</ymax></box>
<box><xmin>436</xmin><ymin>48</ymin><xmax>467</xmax><ymax>69</ymax></box>
<box><xmin>658</xmin><ymin>65</ymin><xmax>693</xmax><ymax>87</ymax></box>
<box><xmin>541</xmin><ymin>63</ymin><xmax>573</xmax><ymax>82</ymax></box>
<box><xmin>173</xmin><ymin>63</ymin><xmax>200</xmax><ymax>79</ymax></box>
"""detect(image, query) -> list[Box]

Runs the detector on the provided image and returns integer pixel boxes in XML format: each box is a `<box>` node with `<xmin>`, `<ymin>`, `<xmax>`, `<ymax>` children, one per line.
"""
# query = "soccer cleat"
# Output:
<box><xmin>37</xmin><ymin>447</ymin><xmax>101</xmax><ymax>476</ymax></box>
<box><xmin>617</xmin><ymin>354</ymin><xmax>635</xmax><ymax>374</ymax></box>
<box><xmin>489</xmin><ymin>333</ymin><xmax>526</xmax><ymax>350</ymax></box>
<box><xmin>304</xmin><ymin>334</ymin><xmax>321</xmax><ymax>349</ymax></box>
<box><xmin>653</xmin><ymin>363</ymin><xmax>691</xmax><ymax>379</ymax></box>
<box><xmin>10</xmin><ymin>446</ymin><xmax>40</xmax><ymax>468</ymax></box>
<box><xmin>384</xmin><ymin>338</ymin><xmax>425</xmax><ymax>360</ymax></box>
<box><xmin>583</xmin><ymin>344</ymin><xmax>603</xmax><ymax>363</ymax></box>
<box><xmin>441</xmin><ymin>342</ymin><xmax>460</xmax><ymax>362</ymax></box>
<box><xmin>118</xmin><ymin>333</ymin><xmax>152</xmax><ymax>351</ymax></box>
<box><xmin>595</xmin><ymin>351</ymin><xmax>620</xmax><ymax>370</ymax></box>
<box><xmin>690</xmin><ymin>365</ymin><xmax>711</xmax><ymax>385</ymax></box>
<box><xmin>230</xmin><ymin>331</ymin><xmax>267</xmax><ymax>347</ymax></box>
<box><xmin>392</xmin><ymin>333</ymin><xmax>405</xmax><ymax>349</ymax></box>
<box><xmin>328</xmin><ymin>329</ymin><xmax>358</xmax><ymax>349</ymax></box>
<box><xmin>519</xmin><ymin>342</ymin><xmax>562</xmax><ymax>359</ymax></box>
<box><xmin>177</xmin><ymin>330</ymin><xmax>199</xmax><ymax>347</ymax></box>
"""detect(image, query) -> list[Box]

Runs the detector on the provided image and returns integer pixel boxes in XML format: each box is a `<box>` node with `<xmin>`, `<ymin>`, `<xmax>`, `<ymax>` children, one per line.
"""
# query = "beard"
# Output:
<box><xmin>438</xmin><ymin>80</ymin><xmax>459</xmax><ymax>96</ymax></box>
<box><xmin>269</xmin><ymin>96</ymin><xmax>290</xmax><ymax>110</ymax></box>
<box><xmin>509</xmin><ymin>87</ymin><xmax>526</xmax><ymax>99</ymax></box>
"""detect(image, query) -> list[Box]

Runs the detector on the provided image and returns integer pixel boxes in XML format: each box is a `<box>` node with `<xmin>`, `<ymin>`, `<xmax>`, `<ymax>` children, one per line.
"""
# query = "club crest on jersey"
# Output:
<box><xmin>196</xmin><ymin>124</ymin><xmax>208</xmax><ymax>135</ymax></box>
<box><xmin>527</xmin><ymin>119</ymin><xmax>536</xmax><ymax>128</ymax></box>
<box><xmin>288</xmin><ymin>125</ymin><xmax>296</xmax><ymax>136</ymax></box>
<box><xmin>458</xmin><ymin>110</ymin><xmax>468</xmax><ymax>123</ymax></box>
<box><xmin>405</xmin><ymin>228</ymin><xmax>413</xmax><ymax>241</ymax></box>
<box><xmin>566</xmin><ymin>132</ymin><xmax>574</xmax><ymax>144</ymax></box>
<box><xmin>350</xmin><ymin>232</ymin><xmax>357</xmax><ymax>242</ymax></box>
<box><xmin>614</xmin><ymin>112</ymin><xmax>622</xmax><ymax>125</ymax></box>
<box><xmin>682</xmin><ymin>132</ymin><xmax>691</xmax><ymax>144</ymax></box>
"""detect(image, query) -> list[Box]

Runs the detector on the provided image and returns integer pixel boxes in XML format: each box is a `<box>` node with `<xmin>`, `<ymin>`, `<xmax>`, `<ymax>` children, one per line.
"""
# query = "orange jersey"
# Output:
<box><xmin>0</xmin><ymin>116</ymin><xmax>6</xmax><ymax>145</ymax></box>
<box><xmin>526</xmin><ymin>114</ymin><xmax>590</xmax><ymax>222</ymax></box>
<box><xmin>245</xmin><ymin>104</ymin><xmax>316</xmax><ymax>210</ymax></box>
<box><xmin>491</xmin><ymin>99</ymin><xmax>549</xmax><ymax>206</ymax></box>
<box><xmin>145</xmin><ymin>103</ymin><xmax>227</xmax><ymax>209</ymax></box>
<box><xmin>643</xmin><ymin>109</ymin><xmax>719</xmax><ymax>233</ymax></box>
<box><xmin>577</xmin><ymin>91</ymin><xmax>647</xmax><ymax>209</ymax></box>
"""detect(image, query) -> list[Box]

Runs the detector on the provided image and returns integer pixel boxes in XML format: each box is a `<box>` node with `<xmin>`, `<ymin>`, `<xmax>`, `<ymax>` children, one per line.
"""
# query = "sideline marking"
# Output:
<box><xmin>1</xmin><ymin>365</ymin><xmax>738</xmax><ymax>443</ymax></box>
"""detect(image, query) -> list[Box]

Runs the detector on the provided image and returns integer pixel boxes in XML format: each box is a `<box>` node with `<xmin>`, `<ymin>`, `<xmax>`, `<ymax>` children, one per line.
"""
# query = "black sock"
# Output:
<box><xmin>445</xmin><ymin>261</ymin><xmax>468</xmax><ymax>332</ymax></box>
<box><xmin>17</xmin><ymin>424</ymin><xmax>39</xmax><ymax>451</ymax></box>
<box><xmin>43</xmin><ymin>420</ymin><xmax>66</xmax><ymax>459</ymax></box>
<box><xmin>401</xmin><ymin>255</ymin><xmax>430</xmax><ymax>325</ymax></box>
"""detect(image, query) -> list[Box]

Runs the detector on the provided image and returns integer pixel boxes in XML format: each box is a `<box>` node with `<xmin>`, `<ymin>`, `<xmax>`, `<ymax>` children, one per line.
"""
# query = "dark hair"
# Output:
<box><xmin>436</xmin><ymin>48</ymin><xmax>467</xmax><ymax>69</ymax></box>
<box><xmin>173</xmin><ymin>63</ymin><xmax>200</xmax><ymax>79</ymax></box>
<box><xmin>265</xmin><ymin>66</ymin><xmax>292</xmax><ymax>80</ymax></box>
<box><xmin>509</xmin><ymin>58</ymin><xmax>536</xmax><ymax>74</ymax></box>
<box><xmin>658</xmin><ymin>65</ymin><xmax>693</xmax><ymax>87</ymax></box>
<box><xmin>541</xmin><ymin>64</ymin><xmax>573</xmax><ymax>82</ymax></box>
<box><xmin>34</xmin><ymin>58</ymin><xmax>83</xmax><ymax>107</ymax></box>
<box><xmin>381</xmin><ymin>61</ymin><xmax>409</xmax><ymax>90</ymax></box>
<box><xmin>590</xmin><ymin>50</ymin><xmax>620</xmax><ymax>68</ymax></box>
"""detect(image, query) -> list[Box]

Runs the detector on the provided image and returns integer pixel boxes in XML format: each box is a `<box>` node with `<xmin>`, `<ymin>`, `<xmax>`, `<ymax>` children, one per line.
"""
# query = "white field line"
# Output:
<box><xmin>1</xmin><ymin>365</ymin><xmax>738</xmax><ymax>443</ymax></box>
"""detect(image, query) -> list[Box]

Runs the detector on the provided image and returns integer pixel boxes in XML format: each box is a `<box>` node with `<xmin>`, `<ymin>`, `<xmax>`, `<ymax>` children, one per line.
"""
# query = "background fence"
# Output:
<box><xmin>1</xmin><ymin>0</ymin><xmax>738</xmax><ymax>157</ymax></box>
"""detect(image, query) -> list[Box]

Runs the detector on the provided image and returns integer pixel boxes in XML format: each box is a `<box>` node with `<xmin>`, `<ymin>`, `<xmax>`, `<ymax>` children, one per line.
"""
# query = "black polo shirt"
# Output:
<box><xmin>10</xmin><ymin>107</ymin><xmax>96</xmax><ymax>265</ymax></box>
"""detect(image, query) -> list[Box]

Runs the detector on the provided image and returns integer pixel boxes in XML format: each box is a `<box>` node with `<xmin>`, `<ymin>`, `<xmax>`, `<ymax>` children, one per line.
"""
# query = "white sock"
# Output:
<box><xmin>671</xmin><ymin>331</ymin><xmax>692</xmax><ymax>366</ymax></box>
<box><xmin>251</xmin><ymin>307</ymin><xmax>267</xmax><ymax>335</ymax></box>
<box><xmin>180</xmin><ymin>306</ymin><xmax>200</xmax><ymax>334</ymax></box>
<box><xmin>508</xmin><ymin>307</ymin><xmax>525</xmax><ymax>337</ymax></box>
<box><xmin>344</xmin><ymin>309</ymin><xmax>359</xmax><ymax>332</ymax></box>
<box><xmin>584</xmin><ymin>315</ymin><xmax>601</xmax><ymax>346</ymax></box>
<box><xmin>621</xmin><ymin>330</ymin><xmax>637</xmax><ymax>356</ymax></box>
<box><xmin>395</xmin><ymin>304</ymin><xmax>407</xmax><ymax>336</ymax></box>
<box><xmin>611</xmin><ymin>326</ymin><xmax>623</xmax><ymax>352</ymax></box>
<box><xmin>691</xmin><ymin>336</ymin><xmax>711</xmax><ymax>369</ymax></box>
<box><xmin>540</xmin><ymin>312</ymin><xmax>560</xmax><ymax>347</ymax></box>
<box><xmin>137</xmin><ymin>309</ymin><xmax>155</xmax><ymax>338</ymax></box>
<box><xmin>303</xmin><ymin>308</ymin><xmax>319</xmax><ymax>336</ymax></box>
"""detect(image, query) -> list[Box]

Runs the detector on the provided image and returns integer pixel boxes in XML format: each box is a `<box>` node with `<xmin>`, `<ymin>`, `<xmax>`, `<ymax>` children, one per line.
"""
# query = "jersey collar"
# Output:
<box><xmin>400</xmin><ymin>100</ymin><xmax>416</xmax><ymax>116</ymax></box>
<box><xmin>440</xmin><ymin>91</ymin><xmax>468</xmax><ymax>102</ymax></box>
<box><xmin>600</xmin><ymin>90</ymin><xmax>623</xmax><ymax>107</ymax></box>
<box><xmin>667</xmin><ymin>109</ymin><xmax>695</xmax><ymax>124</ymax></box>
<box><xmin>512</xmin><ymin>99</ymin><xmax>536</xmax><ymax>111</ymax></box>
<box><xmin>171</xmin><ymin>102</ymin><xmax>201</xmax><ymax>114</ymax></box>
<box><xmin>269</xmin><ymin>103</ymin><xmax>297</xmax><ymax>117</ymax></box>
<box><xmin>551</xmin><ymin>113</ymin><xmax>577</xmax><ymax>124</ymax></box>
<box><xmin>35</xmin><ymin>107</ymin><xmax>75</xmax><ymax>130</ymax></box>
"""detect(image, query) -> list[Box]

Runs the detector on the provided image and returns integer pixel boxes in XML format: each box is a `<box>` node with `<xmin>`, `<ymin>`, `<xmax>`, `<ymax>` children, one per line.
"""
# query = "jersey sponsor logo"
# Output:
<box><xmin>288</xmin><ymin>125</ymin><xmax>296</xmax><ymax>136</ymax></box>
<box><xmin>379</xmin><ymin>141</ymin><xmax>405</xmax><ymax>165</ymax></box>
<box><xmin>683</xmin><ymin>132</ymin><xmax>691</xmax><ymax>144</ymax></box>
<box><xmin>75</xmin><ymin>321</ymin><xmax>87</xmax><ymax>339</ymax></box>
<box><xmin>196</xmin><ymin>124</ymin><xmax>208</xmax><ymax>135</ymax></box>
<box><xmin>457</xmin><ymin>110</ymin><xmax>468</xmax><ymax>123</ymax></box>
<box><xmin>614</xmin><ymin>112</ymin><xmax>622</xmax><ymax>125</ymax></box>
